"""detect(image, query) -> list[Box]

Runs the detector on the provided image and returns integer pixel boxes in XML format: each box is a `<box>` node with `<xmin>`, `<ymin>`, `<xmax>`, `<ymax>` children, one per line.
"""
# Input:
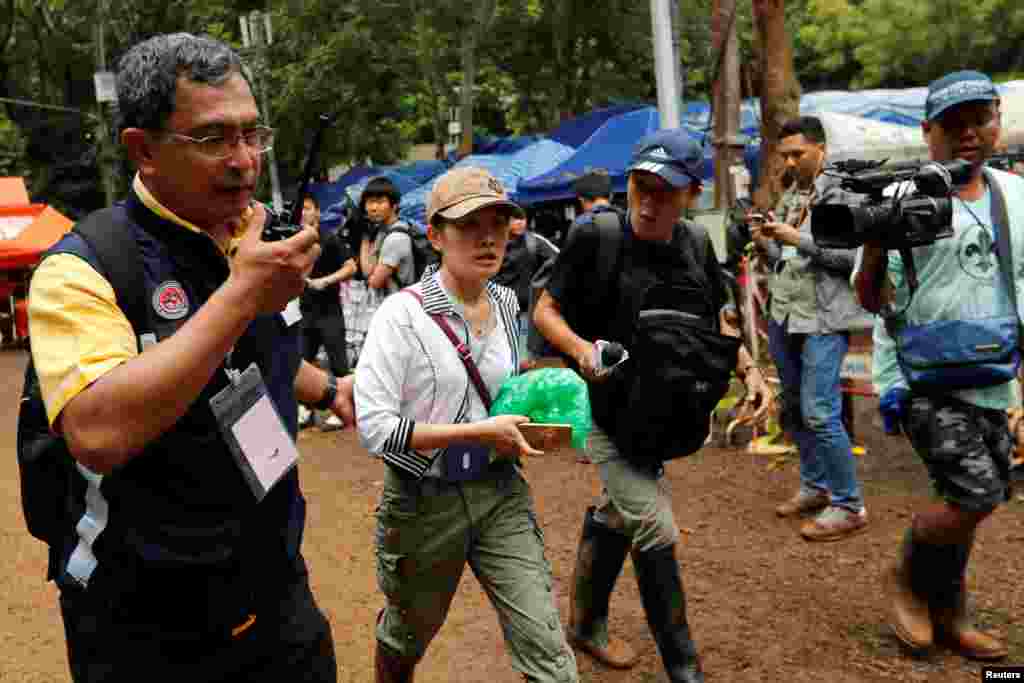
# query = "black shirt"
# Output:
<box><xmin>493</xmin><ymin>232</ymin><xmax>559</xmax><ymax>312</ymax></box>
<box><xmin>545</xmin><ymin>214</ymin><xmax>728</xmax><ymax>345</ymax></box>
<box><xmin>301</xmin><ymin>229</ymin><xmax>351</xmax><ymax>315</ymax></box>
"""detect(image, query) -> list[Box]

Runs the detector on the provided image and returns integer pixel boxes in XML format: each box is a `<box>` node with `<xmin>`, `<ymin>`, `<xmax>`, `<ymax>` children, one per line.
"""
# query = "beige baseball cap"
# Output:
<box><xmin>425</xmin><ymin>167</ymin><xmax>525</xmax><ymax>225</ymax></box>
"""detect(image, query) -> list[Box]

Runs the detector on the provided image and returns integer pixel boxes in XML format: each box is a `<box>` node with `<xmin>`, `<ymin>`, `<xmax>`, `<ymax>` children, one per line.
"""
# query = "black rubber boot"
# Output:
<box><xmin>633</xmin><ymin>545</ymin><xmax>704</xmax><ymax>683</ymax></box>
<box><xmin>375</xmin><ymin>640</ymin><xmax>418</xmax><ymax>683</ymax></box>
<box><xmin>569</xmin><ymin>507</ymin><xmax>638</xmax><ymax>669</ymax></box>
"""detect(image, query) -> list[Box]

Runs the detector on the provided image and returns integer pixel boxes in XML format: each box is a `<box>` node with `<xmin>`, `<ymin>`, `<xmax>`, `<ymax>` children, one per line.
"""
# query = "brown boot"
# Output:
<box><xmin>932</xmin><ymin>592</ymin><xmax>1008</xmax><ymax>660</ymax></box>
<box><xmin>931</xmin><ymin>538</ymin><xmax>1008</xmax><ymax>661</ymax></box>
<box><xmin>375</xmin><ymin>640</ymin><xmax>418</xmax><ymax>683</ymax></box>
<box><xmin>885</xmin><ymin>530</ymin><xmax>933</xmax><ymax>652</ymax></box>
<box><xmin>569</xmin><ymin>507</ymin><xmax>639</xmax><ymax>669</ymax></box>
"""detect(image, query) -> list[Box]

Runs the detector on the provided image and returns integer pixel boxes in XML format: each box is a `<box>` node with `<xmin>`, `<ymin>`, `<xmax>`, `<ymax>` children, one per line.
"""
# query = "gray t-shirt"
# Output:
<box><xmin>375</xmin><ymin>226</ymin><xmax>415</xmax><ymax>293</ymax></box>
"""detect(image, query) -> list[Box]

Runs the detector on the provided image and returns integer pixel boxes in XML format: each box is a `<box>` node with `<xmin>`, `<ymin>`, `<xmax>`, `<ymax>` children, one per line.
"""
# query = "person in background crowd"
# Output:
<box><xmin>27</xmin><ymin>32</ymin><xmax>353</xmax><ymax>682</ymax></box>
<box><xmin>565</xmin><ymin>170</ymin><xmax>621</xmax><ymax>245</ymax></box>
<box><xmin>298</xmin><ymin>194</ymin><xmax>357</xmax><ymax>430</ymax></box>
<box><xmin>355</xmin><ymin>166</ymin><xmax>578</xmax><ymax>682</ymax></box>
<box><xmin>751</xmin><ymin>115</ymin><xmax>872</xmax><ymax>542</ymax></box>
<box><xmin>491</xmin><ymin>213</ymin><xmax>558</xmax><ymax>364</ymax></box>
<box><xmin>856</xmin><ymin>69</ymin><xmax>1016</xmax><ymax>662</ymax></box>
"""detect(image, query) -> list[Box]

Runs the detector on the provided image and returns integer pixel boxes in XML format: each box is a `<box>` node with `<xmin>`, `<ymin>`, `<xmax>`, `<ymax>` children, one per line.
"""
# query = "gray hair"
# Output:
<box><xmin>116</xmin><ymin>33</ymin><xmax>245</xmax><ymax>132</ymax></box>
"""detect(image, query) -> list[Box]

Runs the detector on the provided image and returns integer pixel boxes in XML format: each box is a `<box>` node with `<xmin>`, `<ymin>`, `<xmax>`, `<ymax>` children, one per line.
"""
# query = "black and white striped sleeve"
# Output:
<box><xmin>354</xmin><ymin>295</ymin><xmax>432</xmax><ymax>477</ymax></box>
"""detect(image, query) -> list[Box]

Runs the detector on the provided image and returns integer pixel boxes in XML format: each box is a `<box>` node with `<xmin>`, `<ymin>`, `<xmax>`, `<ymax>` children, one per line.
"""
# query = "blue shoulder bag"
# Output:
<box><xmin>886</xmin><ymin>169</ymin><xmax>1021</xmax><ymax>393</ymax></box>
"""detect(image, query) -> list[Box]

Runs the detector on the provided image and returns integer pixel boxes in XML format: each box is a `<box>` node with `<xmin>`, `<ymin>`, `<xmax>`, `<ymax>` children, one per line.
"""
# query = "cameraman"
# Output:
<box><xmin>751</xmin><ymin>116</ymin><xmax>872</xmax><ymax>542</ymax></box>
<box><xmin>854</xmin><ymin>70</ymin><xmax>1019</xmax><ymax>661</ymax></box>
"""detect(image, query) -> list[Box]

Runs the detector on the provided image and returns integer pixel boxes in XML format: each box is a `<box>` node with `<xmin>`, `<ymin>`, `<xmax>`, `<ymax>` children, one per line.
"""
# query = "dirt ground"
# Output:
<box><xmin>1</xmin><ymin>347</ymin><xmax>1022</xmax><ymax>682</ymax></box>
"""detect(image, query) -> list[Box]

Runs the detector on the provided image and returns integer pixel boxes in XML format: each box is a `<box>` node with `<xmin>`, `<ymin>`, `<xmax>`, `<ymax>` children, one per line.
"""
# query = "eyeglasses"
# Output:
<box><xmin>161</xmin><ymin>126</ymin><xmax>274</xmax><ymax>160</ymax></box>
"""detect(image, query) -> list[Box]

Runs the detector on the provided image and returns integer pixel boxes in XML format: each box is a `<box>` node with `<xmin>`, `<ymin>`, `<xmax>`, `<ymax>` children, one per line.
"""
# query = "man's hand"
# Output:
<box><xmin>329</xmin><ymin>374</ymin><xmax>356</xmax><ymax>430</ymax></box>
<box><xmin>742</xmin><ymin>367</ymin><xmax>774</xmax><ymax>424</ymax></box>
<box><xmin>760</xmin><ymin>221</ymin><xmax>801</xmax><ymax>247</ymax></box>
<box><xmin>306</xmin><ymin>277</ymin><xmax>329</xmax><ymax>291</ymax></box>
<box><xmin>574</xmin><ymin>341</ymin><xmax>611</xmax><ymax>383</ymax></box>
<box><xmin>229</xmin><ymin>204</ymin><xmax>321</xmax><ymax>315</ymax></box>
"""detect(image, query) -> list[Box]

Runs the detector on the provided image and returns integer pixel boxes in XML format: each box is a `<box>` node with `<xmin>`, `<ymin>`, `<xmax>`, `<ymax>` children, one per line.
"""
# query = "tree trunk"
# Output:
<box><xmin>752</xmin><ymin>0</ymin><xmax>801</xmax><ymax>210</ymax></box>
<box><xmin>711</xmin><ymin>0</ymin><xmax>741</xmax><ymax>210</ymax></box>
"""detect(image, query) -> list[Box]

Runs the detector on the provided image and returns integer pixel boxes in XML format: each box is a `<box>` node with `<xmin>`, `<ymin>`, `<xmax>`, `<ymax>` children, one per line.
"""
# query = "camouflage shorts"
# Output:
<box><xmin>900</xmin><ymin>395</ymin><xmax>1013</xmax><ymax>512</ymax></box>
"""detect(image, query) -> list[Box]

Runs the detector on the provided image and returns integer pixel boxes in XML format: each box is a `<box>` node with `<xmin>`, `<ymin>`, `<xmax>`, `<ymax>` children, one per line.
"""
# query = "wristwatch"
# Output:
<box><xmin>313</xmin><ymin>371</ymin><xmax>338</xmax><ymax>410</ymax></box>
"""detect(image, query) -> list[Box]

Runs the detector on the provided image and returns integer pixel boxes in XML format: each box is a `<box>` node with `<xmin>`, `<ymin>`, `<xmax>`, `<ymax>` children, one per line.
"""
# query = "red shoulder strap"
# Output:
<box><xmin>404</xmin><ymin>289</ymin><xmax>493</xmax><ymax>410</ymax></box>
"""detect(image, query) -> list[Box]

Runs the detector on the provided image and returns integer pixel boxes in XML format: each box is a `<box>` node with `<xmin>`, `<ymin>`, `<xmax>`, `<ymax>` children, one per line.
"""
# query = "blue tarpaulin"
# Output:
<box><xmin>343</xmin><ymin>159</ymin><xmax>452</xmax><ymax>213</ymax></box>
<box><xmin>515</xmin><ymin>108</ymin><xmax>718</xmax><ymax>206</ymax></box>
<box><xmin>400</xmin><ymin>139</ymin><xmax>575</xmax><ymax>227</ymax></box>
<box><xmin>547</xmin><ymin>103</ymin><xmax>649</xmax><ymax>149</ymax></box>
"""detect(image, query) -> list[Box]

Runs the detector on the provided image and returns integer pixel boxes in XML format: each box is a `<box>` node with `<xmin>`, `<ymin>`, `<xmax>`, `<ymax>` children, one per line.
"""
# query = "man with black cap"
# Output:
<box><xmin>534</xmin><ymin>129</ymin><xmax>771</xmax><ymax>682</ymax></box>
<box><xmin>856</xmin><ymin>70</ymin><xmax>1020</xmax><ymax>661</ymax></box>
<box><xmin>565</xmin><ymin>169</ymin><xmax>620</xmax><ymax>245</ymax></box>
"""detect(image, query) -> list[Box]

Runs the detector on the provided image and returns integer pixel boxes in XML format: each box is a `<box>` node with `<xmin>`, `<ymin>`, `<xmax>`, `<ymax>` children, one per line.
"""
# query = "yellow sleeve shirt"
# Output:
<box><xmin>28</xmin><ymin>174</ymin><xmax>248</xmax><ymax>428</ymax></box>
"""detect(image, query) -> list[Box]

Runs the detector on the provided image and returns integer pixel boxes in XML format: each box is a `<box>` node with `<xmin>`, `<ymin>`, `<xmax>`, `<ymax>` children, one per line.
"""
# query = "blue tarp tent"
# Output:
<box><xmin>343</xmin><ymin>159</ymin><xmax>452</xmax><ymax>213</ymax></box>
<box><xmin>516</xmin><ymin>108</ymin><xmax>717</xmax><ymax>206</ymax></box>
<box><xmin>400</xmin><ymin>139</ymin><xmax>575</xmax><ymax>226</ymax></box>
<box><xmin>547</xmin><ymin>103</ymin><xmax>649</xmax><ymax>149</ymax></box>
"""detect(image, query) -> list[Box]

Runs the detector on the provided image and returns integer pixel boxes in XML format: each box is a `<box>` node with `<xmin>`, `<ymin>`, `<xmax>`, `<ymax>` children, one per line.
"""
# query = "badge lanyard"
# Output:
<box><xmin>209</xmin><ymin>351</ymin><xmax>300</xmax><ymax>501</ymax></box>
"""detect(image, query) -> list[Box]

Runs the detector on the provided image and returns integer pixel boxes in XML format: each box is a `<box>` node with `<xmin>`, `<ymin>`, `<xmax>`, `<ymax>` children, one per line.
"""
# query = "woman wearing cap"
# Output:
<box><xmin>355</xmin><ymin>167</ymin><xmax>579</xmax><ymax>682</ymax></box>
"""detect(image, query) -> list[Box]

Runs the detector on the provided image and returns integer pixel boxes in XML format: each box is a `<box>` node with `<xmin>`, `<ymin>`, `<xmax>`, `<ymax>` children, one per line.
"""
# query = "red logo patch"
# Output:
<box><xmin>152</xmin><ymin>281</ymin><xmax>190</xmax><ymax>320</ymax></box>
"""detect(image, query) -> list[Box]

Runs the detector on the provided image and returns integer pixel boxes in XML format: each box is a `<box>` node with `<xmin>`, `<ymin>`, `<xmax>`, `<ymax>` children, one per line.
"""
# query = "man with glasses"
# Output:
<box><xmin>856</xmin><ymin>70</ymin><xmax>1018</xmax><ymax>661</ymax></box>
<box><xmin>27</xmin><ymin>33</ymin><xmax>351</xmax><ymax>681</ymax></box>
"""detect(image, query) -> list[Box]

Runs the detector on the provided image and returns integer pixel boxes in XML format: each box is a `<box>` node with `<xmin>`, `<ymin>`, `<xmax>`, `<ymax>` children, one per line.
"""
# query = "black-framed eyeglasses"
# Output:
<box><xmin>160</xmin><ymin>126</ymin><xmax>274</xmax><ymax>160</ymax></box>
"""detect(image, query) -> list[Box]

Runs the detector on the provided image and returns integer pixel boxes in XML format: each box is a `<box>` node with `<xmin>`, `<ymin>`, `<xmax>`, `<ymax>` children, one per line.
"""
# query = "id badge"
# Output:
<box><xmin>281</xmin><ymin>298</ymin><xmax>302</xmax><ymax>327</ymax></box>
<box><xmin>209</xmin><ymin>363</ymin><xmax>300</xmax><ymax>501</ymax></box>
<box><xmin>441</xmin><ymin>442</ymin><xmax>492</xmax><ymax>483</ymax></box>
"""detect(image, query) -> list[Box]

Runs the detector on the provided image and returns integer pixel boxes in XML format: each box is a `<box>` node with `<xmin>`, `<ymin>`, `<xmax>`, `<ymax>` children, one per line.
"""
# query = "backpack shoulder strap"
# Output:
<box><xmin>72</xmin><ymin>208</ymin><xmax>148</xmax><ymax>337</ymax></box>
<box><xmin>592</xmin><ymin>211</ymin><xmax>624</xmax><ymax>299</ymax></box>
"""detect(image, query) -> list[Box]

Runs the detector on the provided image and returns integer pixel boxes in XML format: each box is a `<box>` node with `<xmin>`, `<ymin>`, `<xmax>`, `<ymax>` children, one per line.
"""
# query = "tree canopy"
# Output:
<box><xmin>1</xmin><ymin>0</ymin><xmax>1022</xmax><ymax>215</ymax></box>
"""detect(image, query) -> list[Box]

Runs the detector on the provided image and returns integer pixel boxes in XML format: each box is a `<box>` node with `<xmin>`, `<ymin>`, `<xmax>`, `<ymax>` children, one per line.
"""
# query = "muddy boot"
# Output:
<box><xmin>569</xmin><ymin>507</ymin><xmax>638</xmax><ymax>669</ymax></box>
<box><xmin>884</xmin><ymin>529</ymin><xmax>934</xmax><ymax>652</ymax></box>
<box><xmin>931</xmin><ymin>535</ymin><xmax>1008</xmax><ymax>661</ymax></box>
<box><xmin>633</xmin><ymin>545</ymin><xmax>704</xmax><ymax>683</ymax></box>
<box><xmin>375</xmin><ymin>640</ymin><xmax>418</xmax><ymax>683</ymax></box>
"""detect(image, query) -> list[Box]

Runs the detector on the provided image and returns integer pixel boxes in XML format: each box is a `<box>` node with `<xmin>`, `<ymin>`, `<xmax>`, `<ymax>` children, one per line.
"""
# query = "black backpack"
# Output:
<box><xmin>383</xmin><ymin>221</ymin><xmax>439</xmax><ymax>283</ymax></box>
<box><xmin>576</xmin><ymin>215</ymin><xmax>741</xmax><ymax>464</ymax></box>
<box><xmin>17</xmin><ymin>208</ymin><xmax>145</xmax><ymax>576</ymax></box>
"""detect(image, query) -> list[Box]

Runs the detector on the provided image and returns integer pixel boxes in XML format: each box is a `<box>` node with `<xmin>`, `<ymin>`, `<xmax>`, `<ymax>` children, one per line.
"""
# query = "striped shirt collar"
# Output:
<box><xmin>419</xmin><ymin>268</ymin><xmax>504</xmax><ymax>317</ymax></box>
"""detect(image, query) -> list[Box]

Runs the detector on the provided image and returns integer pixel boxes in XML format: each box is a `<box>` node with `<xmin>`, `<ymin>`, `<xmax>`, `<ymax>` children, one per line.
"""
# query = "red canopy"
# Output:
<box><xmin>0</xmin><ymin>178</ymin><xmax>73</xmax><ymax>271</ymax></box>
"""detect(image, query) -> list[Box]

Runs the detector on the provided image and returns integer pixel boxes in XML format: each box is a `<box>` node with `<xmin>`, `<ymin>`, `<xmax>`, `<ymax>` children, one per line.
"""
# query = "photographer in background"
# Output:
<box><xmin>751</xmin><ymin>116</ymin><xmax>872</xmax><ymax>542</ymax></box>
<box><xmin>855</xmin><ymin>70</ymin><xmax>1021</xmax><ymax>661</ymax></box>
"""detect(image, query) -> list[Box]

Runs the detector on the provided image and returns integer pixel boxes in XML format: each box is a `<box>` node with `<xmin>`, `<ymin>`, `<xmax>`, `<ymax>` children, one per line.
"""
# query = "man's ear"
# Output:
<box><xmin>121</xmin><ymin>127</ymin><xmax>158</xmax><ymax>176</ymax></box>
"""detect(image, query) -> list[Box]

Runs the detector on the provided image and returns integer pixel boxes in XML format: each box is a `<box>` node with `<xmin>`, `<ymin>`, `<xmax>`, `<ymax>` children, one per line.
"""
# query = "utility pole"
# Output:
<box><xmin>650</xmin><ymin>0</ymin><xmax>682</xmax><ymax>129</ymax></box>
<box><xmin>711</xmin><ymin>0</ymin><xmax>743</xmax><ymax>209</ymax></box>
<box><xmin>241</xmin><ymin>9</ymin><xmax>284</xmax><ymax>212</ymax></box>
<box><xmin>93</xmin><ymin>0</ymin><xmax>119</xmax><ymax>207</ymax></box>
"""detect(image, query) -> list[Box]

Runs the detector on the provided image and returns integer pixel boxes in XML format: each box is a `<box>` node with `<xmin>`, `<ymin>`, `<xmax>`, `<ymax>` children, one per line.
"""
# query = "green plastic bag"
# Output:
<box><xmin>489</xmin><ymin>368</ymin><xmax>592</xmax><ymax>449</ymax></box>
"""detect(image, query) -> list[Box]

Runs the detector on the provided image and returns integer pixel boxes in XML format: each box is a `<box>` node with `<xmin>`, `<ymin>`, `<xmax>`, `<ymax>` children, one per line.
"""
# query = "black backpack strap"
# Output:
<box><xmin>72</xmin><ymin>208</ymin><xmax>148</xmax><ymax>339</ymax></box>
<box><xmin>591</xmin><ymin>211</ymin><xmax>624</xmax><ymax>307</ymax></box>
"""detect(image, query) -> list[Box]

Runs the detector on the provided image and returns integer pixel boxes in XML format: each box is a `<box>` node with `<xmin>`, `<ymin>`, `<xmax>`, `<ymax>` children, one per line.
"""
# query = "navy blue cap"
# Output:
<box><xmin>627</xmin><ymin>129</ymin><xmax>704</xmax><ymax>189</ymax></box>
<box><xmin>925</xmin><ymin>70</ymin><xmax>999</xmax><ymax>121</ymax></box>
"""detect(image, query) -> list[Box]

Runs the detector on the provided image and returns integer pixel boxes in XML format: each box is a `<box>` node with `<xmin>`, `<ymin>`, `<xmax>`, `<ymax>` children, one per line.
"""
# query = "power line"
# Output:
<box><xmin>0</xmin><ymin>97</ymin><xmax>98</xmax><ymax>121</ymax></box>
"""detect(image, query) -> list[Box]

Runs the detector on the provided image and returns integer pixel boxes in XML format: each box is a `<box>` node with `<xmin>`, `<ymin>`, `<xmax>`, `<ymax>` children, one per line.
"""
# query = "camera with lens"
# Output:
<box><xmin>811</xmin><ymin>158</ymin><xmax>974</xmax><ymax>250</ymax></box>
<box><xmin>260</xmin><ymin>205</ymin><xmax>304</xmax><ymax>242</ymax></box>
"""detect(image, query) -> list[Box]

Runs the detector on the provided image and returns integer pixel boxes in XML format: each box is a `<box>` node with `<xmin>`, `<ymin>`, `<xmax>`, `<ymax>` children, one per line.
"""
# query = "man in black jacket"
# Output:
<box><xmin>28</xmin><ymin>33</ymin><xmax>352</xmax><ymax>682</ymax></box>
<box><xmin>534</xmin><ymin>129</ymin><xmax>770</xmax><ymax>683</ymax></box>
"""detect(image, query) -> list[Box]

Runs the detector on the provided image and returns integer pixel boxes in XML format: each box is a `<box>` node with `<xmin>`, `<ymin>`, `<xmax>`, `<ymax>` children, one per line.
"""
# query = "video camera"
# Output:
<box><xmin>811</xmin><ymin>158</ymin><xmax>973</xmax><ymax>250</ymax></box>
